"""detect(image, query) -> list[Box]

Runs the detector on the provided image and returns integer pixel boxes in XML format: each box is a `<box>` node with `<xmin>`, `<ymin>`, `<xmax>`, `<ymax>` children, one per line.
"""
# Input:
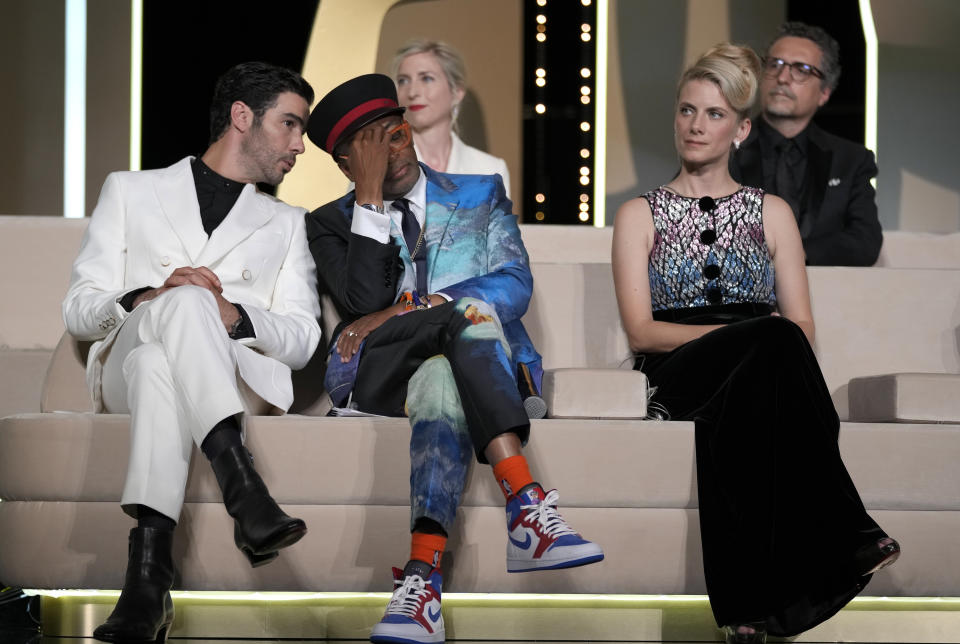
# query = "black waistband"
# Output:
<box><xmin>652</xmin><ymin>302</ymin><xmax>775</xmax><ymax>325</ymax></box>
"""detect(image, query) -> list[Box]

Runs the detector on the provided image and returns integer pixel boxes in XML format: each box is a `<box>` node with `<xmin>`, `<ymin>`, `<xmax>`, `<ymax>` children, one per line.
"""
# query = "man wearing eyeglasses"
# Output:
<box><xmin>731</xmin><ymin>21</ymin><xmax>883</xmax><ymax>266</ymax></box>
<box><xmin>304</xmin><ymin>74</ymin><xmax>602</xmax><ymax>644</ymax></box>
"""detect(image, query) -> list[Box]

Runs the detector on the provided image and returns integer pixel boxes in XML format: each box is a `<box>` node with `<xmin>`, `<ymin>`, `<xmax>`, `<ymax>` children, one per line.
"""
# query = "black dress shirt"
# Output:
<box><xmin>757</xmin><ymin>118</ymin><xmax>809</xmax><ymax>222</ymax></box>
<box><xmin>118</xmin><ymin>158</ymin><xmax>254</xmax><ymax>339</ymax></box>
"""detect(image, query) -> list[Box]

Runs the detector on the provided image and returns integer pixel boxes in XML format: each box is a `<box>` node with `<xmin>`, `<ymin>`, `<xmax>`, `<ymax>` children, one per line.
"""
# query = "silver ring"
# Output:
<box><xmin>347</xmin><ymin>331</ymin><xmax>358</xmax><ymax>337</ymax></box>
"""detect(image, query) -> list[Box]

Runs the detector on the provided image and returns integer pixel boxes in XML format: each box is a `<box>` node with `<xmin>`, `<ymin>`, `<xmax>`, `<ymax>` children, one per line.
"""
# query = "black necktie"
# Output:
<box><xmin>394</xmin><ymin>198</ymin><xmax>427</xmax><ymax>294</ymax></box>
<box><xmin>775</xmin><ymin>139</ymin><xmax>803</xmax><ymax>221</ymax></box>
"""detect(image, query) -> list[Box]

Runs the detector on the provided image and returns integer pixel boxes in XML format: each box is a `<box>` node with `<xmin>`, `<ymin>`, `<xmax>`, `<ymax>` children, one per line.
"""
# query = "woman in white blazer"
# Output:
<box><xmin>392</xmin><ymin>39</ymin><xmax>511</xmax><ymax>198</ymax></box>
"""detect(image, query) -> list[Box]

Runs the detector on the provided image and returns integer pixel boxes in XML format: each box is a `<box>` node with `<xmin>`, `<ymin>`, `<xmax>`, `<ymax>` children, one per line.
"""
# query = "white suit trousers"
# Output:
<box><xmin>101</xmin><ymin>286</ymin><xmax>265</xmax><ymax>522</ymax></box>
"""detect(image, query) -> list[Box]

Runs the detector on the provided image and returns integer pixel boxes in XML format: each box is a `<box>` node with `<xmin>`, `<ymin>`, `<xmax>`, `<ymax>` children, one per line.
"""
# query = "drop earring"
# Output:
<box><xmin>733</xmin><ymin>139</ymin><xmax>740</xmax><ymax>150</ymax></box>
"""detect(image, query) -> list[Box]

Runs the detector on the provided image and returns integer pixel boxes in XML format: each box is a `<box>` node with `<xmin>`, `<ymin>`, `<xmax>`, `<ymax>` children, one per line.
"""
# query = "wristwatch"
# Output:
<box><xmin>358</xmin><ymin>203</ymin><xmax>384</xmax><ymax>214</ymax></box>
<box><xmin>228</xmin><ymin>315</ymin><xmax>244</xmax><ymax>339</ymax></box>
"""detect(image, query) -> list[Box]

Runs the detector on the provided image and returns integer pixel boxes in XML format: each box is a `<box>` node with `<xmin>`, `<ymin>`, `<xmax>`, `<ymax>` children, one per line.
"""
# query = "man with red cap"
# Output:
<box><xmin>305</xmin><ymin>73</ymin><xmax>603</xmax><ymax>644</ymax></box>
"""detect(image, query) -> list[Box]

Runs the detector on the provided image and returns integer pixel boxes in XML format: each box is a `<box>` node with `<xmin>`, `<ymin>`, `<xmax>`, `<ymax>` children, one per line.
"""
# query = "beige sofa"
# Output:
<box><xmin>1</xmin><ymin>216</ymin><xmax>960</xmax><ymax>601</ymax></box>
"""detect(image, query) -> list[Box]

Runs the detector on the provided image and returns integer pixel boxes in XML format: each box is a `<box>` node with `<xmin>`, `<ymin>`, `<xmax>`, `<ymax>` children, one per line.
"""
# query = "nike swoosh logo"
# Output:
<box><xmin>509</xmin><ymin>532</ymin><xmax>532</xmax><ymax>549</ymax></box>
<box><xmin>428</xmin><ymin>604</ymin><xmax>442</xmax><ymax>622</ymax></box>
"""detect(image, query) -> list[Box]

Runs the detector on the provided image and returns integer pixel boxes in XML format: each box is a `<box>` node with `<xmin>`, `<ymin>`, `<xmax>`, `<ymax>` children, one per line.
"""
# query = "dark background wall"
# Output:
<box><xmin>0</xmin><ymin>0</ymin><xmax>956</xmax><ymax>232</ymax></box>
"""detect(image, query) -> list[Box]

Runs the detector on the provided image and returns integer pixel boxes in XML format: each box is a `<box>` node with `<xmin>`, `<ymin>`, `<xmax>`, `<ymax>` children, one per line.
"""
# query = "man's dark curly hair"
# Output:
<box><xmin>769</xmin><ymin>21</ymin><xmax>842</xmax><ymax>91</ymax></box>
<box><xmin>208</xmin><ymin>61</ymin><xmax>314</xmax><ymax>144</ymax></box>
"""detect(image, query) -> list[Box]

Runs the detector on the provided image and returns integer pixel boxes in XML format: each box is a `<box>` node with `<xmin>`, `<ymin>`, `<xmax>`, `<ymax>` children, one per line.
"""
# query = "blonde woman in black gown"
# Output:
<box><xmin>612</xmin><ymin>43</ymin><xmax>900</xmax><ymax>644</ymax></box>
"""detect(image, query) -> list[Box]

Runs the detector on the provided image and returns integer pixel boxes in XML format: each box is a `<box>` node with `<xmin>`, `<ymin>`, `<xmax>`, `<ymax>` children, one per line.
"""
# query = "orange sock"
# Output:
<box><xmin>410</xmin><ymin>532</ymin><xmax>447</xmax><ymax>569</ymax></box>
<box><xmin>492</xmin><ymin>454</ymin><xmax>535</xmax><ymax>499</ymax></box>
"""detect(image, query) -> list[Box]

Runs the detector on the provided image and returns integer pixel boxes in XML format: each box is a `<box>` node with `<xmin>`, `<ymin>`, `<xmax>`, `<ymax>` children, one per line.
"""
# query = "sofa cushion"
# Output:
<box><xmin>0</xmin><ymin>349</ymin><xmax>51</xmax><ymax>417</ymax></box>
<box><xmin>41</xmin><ymin>333</ymin><xmax>93</xmax><ymax>412</ymax></box>
<box><xmin>849</xmin><ymin>372</ymin><xmax>960</xmax><ymax>423</ymax></box>
<box><xmin>543</xmin><ymin>368</ymin><xmax>647</xmax><ymax>419</ymax></box>
<box><xmin>0</xmin><ymin>501</ymin><xmax>949</xmax><ymax>596</ymax></box>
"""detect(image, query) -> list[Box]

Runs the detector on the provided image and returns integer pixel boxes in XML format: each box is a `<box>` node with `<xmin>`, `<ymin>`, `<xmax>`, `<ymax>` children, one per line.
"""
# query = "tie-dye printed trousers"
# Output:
<box><xmin>352</xmin><ymin>297</ymin><xmax>530</xmax><ymax>532</ymax></box>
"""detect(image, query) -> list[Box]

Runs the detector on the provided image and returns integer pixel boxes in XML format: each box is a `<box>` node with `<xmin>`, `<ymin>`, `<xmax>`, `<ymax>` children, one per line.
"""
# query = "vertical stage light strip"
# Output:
<box><xmin>859</xmin><ymin>0</ymin><xmax>878</xmax><ymax>160</ymax></box>
<box><xmin>130</xmin><ymin>0</ymin><xmax>143</xmax><ymax>171</ymax></box>
<box><xmin>64</xmin><ymin>0</ymin><xmax>86</xmax><ymax>218</ymax></box>
<box><xmin>592</xmin><ymin>0</ymin><xmax>608</xmax><ymax>227</ymax></box>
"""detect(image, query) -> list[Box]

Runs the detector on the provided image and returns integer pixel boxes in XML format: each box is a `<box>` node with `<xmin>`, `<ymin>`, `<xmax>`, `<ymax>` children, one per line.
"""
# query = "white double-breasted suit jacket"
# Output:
<box><xmin>63</xmin><ymin>156</ymin><xmax>322</xmax><ymax>412</ymax></box>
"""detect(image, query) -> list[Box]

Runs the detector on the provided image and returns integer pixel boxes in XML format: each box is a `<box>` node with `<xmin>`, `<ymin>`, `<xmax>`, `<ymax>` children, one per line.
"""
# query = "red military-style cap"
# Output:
<box><xmin>307</xmin><ymin>73</ymin><xmax>406</xmax><ymax>155</ymax></box>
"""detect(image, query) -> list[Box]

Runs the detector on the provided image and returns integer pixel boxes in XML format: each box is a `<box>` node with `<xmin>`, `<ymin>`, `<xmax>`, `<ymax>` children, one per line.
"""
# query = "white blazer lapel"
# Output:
<box><xmin>196</xmin><ymin>184</ymin><xmax>272</xmax><ymax>267</ymax></box>
<box><xmin>153</xmin><ymin>157</ymin><xmax>207</xmax><ymax>264</ymax></box>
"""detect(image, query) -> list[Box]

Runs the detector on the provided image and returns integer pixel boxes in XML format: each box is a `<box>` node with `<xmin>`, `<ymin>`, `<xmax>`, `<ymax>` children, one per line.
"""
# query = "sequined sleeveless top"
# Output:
<box><xmin>644</xmin><ymin>186</ymin><xmax>776</xmax><ymax>314</ymax></box>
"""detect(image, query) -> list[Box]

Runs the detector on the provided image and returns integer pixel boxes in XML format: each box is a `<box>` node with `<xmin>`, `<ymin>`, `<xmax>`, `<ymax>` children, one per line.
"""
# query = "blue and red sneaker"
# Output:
<box><xmin>369</xmin><ymin>566</ymin><xmax>444</xmax><ymax>644</ymax></box>
<box><xmin>506</xmin><ymin>484</ymin><xmax>604</xmax><ymax>572</ymax></box>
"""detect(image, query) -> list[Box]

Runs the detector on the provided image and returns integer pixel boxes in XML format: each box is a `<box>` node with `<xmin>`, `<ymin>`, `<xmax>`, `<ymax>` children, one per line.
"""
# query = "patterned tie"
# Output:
<box><xmin>394</xmin><ymin>197</ymin><xmax>427</xmax><ymax>294</ymax></box>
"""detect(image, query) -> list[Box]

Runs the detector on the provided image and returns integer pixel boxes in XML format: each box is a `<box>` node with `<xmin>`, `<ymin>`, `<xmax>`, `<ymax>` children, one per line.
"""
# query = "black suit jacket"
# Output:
<box><xmin>305</xmin><ymin>194</ymin><xmax>403</xmax><ymax>346</ymax></box>
<box><xmin>730</xmin><ymin>121</ymin><xmax>883</xmax><ymax>266</ymax></box>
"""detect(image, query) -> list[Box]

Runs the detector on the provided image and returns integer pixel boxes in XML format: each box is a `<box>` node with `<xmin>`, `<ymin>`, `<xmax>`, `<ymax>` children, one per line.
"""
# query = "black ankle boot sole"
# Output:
<box><xmin>94</xmin><ymin>623</ymin><xmax>169</xmax><ymax>643</ymax></box>
<box><xmin>236</xmin><ymin>519</ymin><xmax>307</xmax><ymax>567</ymax></box>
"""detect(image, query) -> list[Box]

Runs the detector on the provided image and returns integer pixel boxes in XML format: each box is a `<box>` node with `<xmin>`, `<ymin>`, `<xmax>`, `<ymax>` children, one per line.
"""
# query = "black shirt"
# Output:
<box><xmin>118</xmin><ymin>158</ymin><xmax>254</xmax><ymax>339</ymax></box>
<box><xmin>757</xmin><ymin>118</ymin><xmax>809</xmax><ymax>222</ymax></box>
<box><xmin>192</xmin><ymin>157</ymin><xmax>245</xmax><ymax>236</ymax></box>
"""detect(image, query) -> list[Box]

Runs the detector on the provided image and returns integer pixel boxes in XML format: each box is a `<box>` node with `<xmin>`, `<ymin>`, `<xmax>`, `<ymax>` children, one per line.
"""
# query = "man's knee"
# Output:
<box><xmin>451</xmin><ymin>297</ymin><xmax>501</xmax><ymax>326</ymax></box>
<box><xmin>158</xmin><ymin>285</ymin><xmax>219</xmax><ymax>316</ymax></box>
<box><xmin>121</xmin><ymin>342</ymin><xmax>169</xmax><ymax>382</ymax></box>
<box><xmin>407</xmin><ymin>356</ymin><xmax>467</xmax><ymax>426</ymax></box>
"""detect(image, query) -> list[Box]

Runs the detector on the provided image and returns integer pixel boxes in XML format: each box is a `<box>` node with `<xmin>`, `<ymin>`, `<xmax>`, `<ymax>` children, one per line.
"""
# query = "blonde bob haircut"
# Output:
<box><xmin>678</xmin><ymin>43</ymin><xmax>762</xmax><ymax>121</ymax></box>
<box><xmin>391</xmin><ymin>39</ymin><xmax>467</xmax><ymax>94</ymax></box>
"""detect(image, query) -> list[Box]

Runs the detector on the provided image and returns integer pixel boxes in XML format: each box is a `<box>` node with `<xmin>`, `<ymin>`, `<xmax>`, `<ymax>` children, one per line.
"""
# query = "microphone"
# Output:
<box><xmin>517</xmin><ymin>362</ymin><xmax>547</xmax><ymax>419</ymax></box>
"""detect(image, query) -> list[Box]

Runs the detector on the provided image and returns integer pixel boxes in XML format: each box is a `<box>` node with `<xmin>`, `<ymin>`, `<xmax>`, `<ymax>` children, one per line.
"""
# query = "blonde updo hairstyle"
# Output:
<box><xmin>677</xmin><ymin>43</ymin><xmax>762</xmax><ymax>121</ymax></box>
<box><xmin>391</xmin><ymin>39</ymin><xmax>467</xmax><ymax>129</ymax></box>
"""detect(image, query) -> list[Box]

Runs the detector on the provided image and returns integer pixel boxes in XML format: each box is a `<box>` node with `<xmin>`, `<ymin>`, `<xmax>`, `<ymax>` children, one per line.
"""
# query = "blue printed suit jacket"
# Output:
<box><xmin>305</xmin><ymin>163</ymin><xmax>541</xmax><ymax>402</ymax></box>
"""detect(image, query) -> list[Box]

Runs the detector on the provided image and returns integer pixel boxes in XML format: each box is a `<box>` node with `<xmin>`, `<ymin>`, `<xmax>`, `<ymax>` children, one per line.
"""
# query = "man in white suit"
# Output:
<box><xmin>62</xmin><ymin>62</ymin><xmax>321</xmax><ymax>643</ymax></box>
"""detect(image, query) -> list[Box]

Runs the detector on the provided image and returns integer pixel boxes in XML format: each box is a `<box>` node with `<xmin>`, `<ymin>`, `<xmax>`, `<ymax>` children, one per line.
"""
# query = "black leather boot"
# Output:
<box><xmin>93</xmin><ymin>527</ymin><xmax>175</xmax><ymax>643</ymax></box>
<box><xmin>211</xmin><ymin>445</ymin><xmax>307</xmax><ymax>567</ymax></box>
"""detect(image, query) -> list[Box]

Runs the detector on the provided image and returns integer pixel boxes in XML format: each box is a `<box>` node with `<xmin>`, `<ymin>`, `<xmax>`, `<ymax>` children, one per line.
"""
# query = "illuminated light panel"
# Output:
<box><xmin>581</xmin><ymin>86</ymin><xmax>591</xmax><ymax>94</ymax></box>
<box><xmin>537</xmin><ymin>24</ymin><xmax>546</xmax><ymax>33</ymax></box>
<box><xmin>582</xmin><ymin>23</ymin><xmax>591</xmax><ymax>32</ymax></box>
<box><xmin>25</xmin><ymin>590</ymin><xmax>960</xmax><ymax>608</ymax></box>
<box><xmin>582</xmin><ymin>0</ymin><xmax>592</xmax><ymax>5</ymax></box>
<box><xmin>592</xmin><ymin>0</ymin><xmax>609</xmax><ymax>227</ymax></box>
<box><xmin>859</xmin><ymin>0</ymin><xmax>878</xmax><ymax>163</ymax></box>
<box><xmin>580</xmin><ymin>166</ymin><xmax>590</xmax><ymax>175</ymax></box>
<box><xmin>581</xmin><ymin>33</ymin><xmax>592</xmax><ymax>42</ymax></box>
<box><xmin>535</xmin><ymin>103</ymin><xmax>546</xmax><ymax>114</ymax></box>
<box><xmin>535</xmin><ymin>193</ymin><xmax>546</xmax><ymax>203</ymax></box>
<box><xmin>580</xmin><ymin>148</ymin><xmax>590</xmax><ymax>158</ymax></box>
<box><xmin>64</xmin><ymin>0</ymin><xmax>87</xmax><ymax>218</ymax></box>
<box><xmin>580</xmin><ymin>67</ymin><xmax>591</xmax><ymax>78</ymax></box>
<box><xmin>581</xmin><ymin>96</ymin><xmax>590</xmax><ymax>104</ymax></box>
<box><xmin>536</xmin><ymin>68</ymin><xmax>546</xmax><ymax>77</ymax></box>
<box><xmin>579</xmin><ymin>203</ymin><xmax>589</xmax><ymax>212</ymax></box>
<box><xmin>580</xmin><ymin>121</ymin><xmax>590</xmax><ymax>132</ymax></box>
<box><xmin>536</xmin><ymin>33</ymin><xmax>546</xmax><ymax>42</ymax></box>
<box><xmin>129</xmin><ymin>0</ymin><xmax>143</xmax><ymax>171</ymax></box>
<box><xmin>537</xmin><ymin>0</ymin><xmax>547</xmax><ymax>5</ymax></box>
<box><xmin>579</xmin><ymin>211</ymin><xmax>590</xmax><ymax>221</ymax></box>
<box><xmin>536</xmin><ymin>78</ymin><xmax>546</xmax><ymax>87</ymax></box>
<box><xmin>535</xmin><ymin>211</ymin><xmax>546</xmax><ymax>221</ymax></box>
<box><xmin>579</xmin><ymin>176</ymin><xmax>590</xmax><ymax>185</ymax></box>
<box><xmin>536</xmin><ymin>14</ymin><xmax>547</xmax><ymax>24</ymax></box>
<box><xmin>580</xmin><ymin>193</ymin><xmax>590</xmax><ymax>202</ymax></box>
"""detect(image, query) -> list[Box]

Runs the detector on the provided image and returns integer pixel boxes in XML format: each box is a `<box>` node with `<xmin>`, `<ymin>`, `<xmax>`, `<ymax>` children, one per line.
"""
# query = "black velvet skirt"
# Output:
<box><xmin>636</xmin><ymin>311</ymin><xmax>887</xmax><ymax>636</ymax></box>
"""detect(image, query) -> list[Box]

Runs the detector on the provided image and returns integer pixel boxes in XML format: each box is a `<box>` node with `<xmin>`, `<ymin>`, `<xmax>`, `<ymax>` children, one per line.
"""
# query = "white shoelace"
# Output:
<box><xmin>520</xmin><ymin>489</ymin><xmax>578</xmax><ymax>538</ymax></box>
<box><xmin>385</xmin><ymin>574</ymin><xmax>432</xmax><ymax>617</ymax></box>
